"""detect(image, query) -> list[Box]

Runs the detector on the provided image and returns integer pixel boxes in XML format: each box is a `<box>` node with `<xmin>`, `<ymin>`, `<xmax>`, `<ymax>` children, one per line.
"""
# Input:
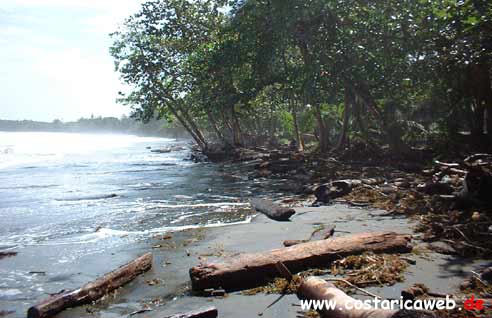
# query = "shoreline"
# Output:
<box><xmin>46</xmin><ymin>205</ymin><xmax>486</xmax><ymax>318</ymax></box>
<box><xmin>4</xmin><ymin>147</ymin><xmax>491</xmax><ymax>318</ymax></box>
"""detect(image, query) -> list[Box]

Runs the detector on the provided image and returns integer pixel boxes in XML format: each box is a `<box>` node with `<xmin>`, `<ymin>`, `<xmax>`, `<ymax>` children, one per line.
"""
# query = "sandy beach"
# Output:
<box><xmin>22</xmin><ymin>204</ymin><xmax>482</xmax><ymax>318</ymax></box>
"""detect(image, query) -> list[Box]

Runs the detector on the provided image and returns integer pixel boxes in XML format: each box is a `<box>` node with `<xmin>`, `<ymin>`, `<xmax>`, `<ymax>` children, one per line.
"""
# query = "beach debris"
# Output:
<box><xmin>297</xmin><ymin>276</ymin><xmax>436</xmax><ymax>318</ymax></box>
<box><xmin>460</xmin><ymin>266</ymin><xmax>492</xmax><ymax>295</ymax></box>
<box><xmin>314</xmin><ymin>180</ymin><xmax>359</xmax><ymax>203</ymax></box>
<box><xmin>27</xmin><ymin>253</ymin><xmax>153</xmax><ymax>318</ymax></box>
<box><xmin>203</xmin><ymin>288</ymin><xmax>227</xmax><ymax>297</ymax></box>
<box><xmin>146</xmin><ymin>278</ymin><xmax>162</xmax><ymax>286</ymax></box>
<box><xmin>243</xmin><ymin>276</ymin><xmax>302</xmax><ymax>296</ymax></box>
<box><xmin>257</xmin><ymin>158</ymin><xmax>303</xmax><ymax>174</ymax></box>
<box><xmin>331</xmin><ymin>253</ymin><xmax>408</xmax><ymax>287</ymax></box>
<box><xmin>189</xmin><ymin>232</ymin><xmax>412</xmax><ymax>291</ymax></box>
<box><xmin>0</xmin><ymin>251</ymin><xmax>17</xmax><ymax>260</ymax></box>
<box><xmin>401</xmin><ymin>283</ymin><xmax>447</xmax><ymax>301</ymax></box>
<box><xmin>283</xmin><ymin>224</ymin><xmax>335</xmax><ymax>247</ymax></box>
<box><xmin>164</xmin><ymin>306</ymin><xmax>218</xmax><ymax>318</ymax></box>
<box><xmin>250</xmin><ymin>198</ymin><xmax>296</xmax><ymax>221</ymax></box>
<box><xmin>129</xmin><ymin>308</ymin><xmax>153</xmax><ymax>316</ymax></box>
<box><xmin>243</xmin><ymin>253</ymin><xmax>410</xmax><ymax>296</ymax></box>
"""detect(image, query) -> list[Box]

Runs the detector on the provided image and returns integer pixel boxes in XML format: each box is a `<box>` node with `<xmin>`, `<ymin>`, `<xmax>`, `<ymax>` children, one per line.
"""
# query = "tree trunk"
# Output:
<box><xmin>334</xmin><ymin>86</ymin><xmax>352</xmax><ymax>151</ymax></box>
<box><xmin>189</xmin><ymin>232</ymin><xmax>412</xmax><ymax>291</ymax></box>
<box><xmin>231</xmin><ymin>106</ymin><xmax>243</xmax><ymax>147</ymax></box>
<box><xmin>297</xmin><ymin>277</ymin><xmax>436</xmax><ymax>318</ymax></box>
<box><xmin>28</xmin><ymin>253</ymin><xmax>153</xmax><ymax>318</ymax></box>
<box><xmin>176</xmin><ymin>103</ymin><xmax>208</xmax><ymax>149</ymax></box>
<box><xmin>314</xmin><ymin>102</ymin><xmax>329</xmax><ymax>152</ymax></box>
<box><xmin>290</xmin><ymin>97</ymin><xmax>304</xmax><ymax>151</ymax></box>
<box><xmin>206</xmin><ymin>108</ymin><xmax>229</xmax><ymax>146</ymax></box>
<box><xmin>296</xmin><ymin>33</ymin><xmax>329</xmax><ymax>152</ymax></box>
<box><xmin>168</xmin><ymin>104</ymin><xmax>207</xmax><ymax>150</ymax></box>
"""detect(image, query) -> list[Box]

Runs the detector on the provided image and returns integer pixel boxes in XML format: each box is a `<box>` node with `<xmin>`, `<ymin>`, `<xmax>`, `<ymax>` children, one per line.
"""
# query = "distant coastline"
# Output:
<box><xmin>0</xmin><ymin>117</ymin><xmax>189</xmax><ymax>139</ymax></box>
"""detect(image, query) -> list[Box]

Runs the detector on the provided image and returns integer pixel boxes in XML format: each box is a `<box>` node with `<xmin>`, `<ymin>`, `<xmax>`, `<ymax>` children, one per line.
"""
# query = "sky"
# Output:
<box><xmin>0</xmin><ymin>0</ymin><xmax>143</xmax><ymax>122</ymax></box>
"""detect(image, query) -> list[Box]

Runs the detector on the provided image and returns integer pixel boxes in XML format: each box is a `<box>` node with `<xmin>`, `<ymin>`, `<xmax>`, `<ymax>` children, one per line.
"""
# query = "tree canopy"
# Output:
<box><xmin>111</xmin><ymin>0</ymin><xmax>492</xmax><ymax>155</ymax></box>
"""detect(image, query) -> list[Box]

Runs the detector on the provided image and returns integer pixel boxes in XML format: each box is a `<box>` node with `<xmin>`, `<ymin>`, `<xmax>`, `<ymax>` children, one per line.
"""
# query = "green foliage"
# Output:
<box><xmin>111</xmin><ymin>0</ymin><xmax>492</xmax><ymax>152</ymax></box>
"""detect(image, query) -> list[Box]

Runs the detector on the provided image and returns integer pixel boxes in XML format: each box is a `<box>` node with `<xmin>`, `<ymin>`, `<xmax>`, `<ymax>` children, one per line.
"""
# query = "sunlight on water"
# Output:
<box><xmin>0</xmin><ymin>132</ymin><xmax>168</xmax><ymax>169</ymax></box>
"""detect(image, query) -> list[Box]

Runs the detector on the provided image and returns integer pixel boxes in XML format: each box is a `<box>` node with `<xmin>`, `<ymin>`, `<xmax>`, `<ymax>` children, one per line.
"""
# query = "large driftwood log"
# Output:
<box><xmin>28</xmin><ymin>253</ymin><xmax>153</xmax><ymax>318</ymax></box>
<box><xmin>165</xmin><ymin>306</ymin><xmax>218</xmax><ymax>318</ymax></box>
<box><xmin>250</xmin><ymin>198</ymin><xmax>296</xmax><ymax>221</ymax></box>
<box><xmin>297</xmin><ymin>277</ymin><xmax>436</xmax><ymax>318</ymax></box>
<box><xmin>190</xmin><ymin>232</ymin><xmax>411</xmax><ymax>291</ymax></box>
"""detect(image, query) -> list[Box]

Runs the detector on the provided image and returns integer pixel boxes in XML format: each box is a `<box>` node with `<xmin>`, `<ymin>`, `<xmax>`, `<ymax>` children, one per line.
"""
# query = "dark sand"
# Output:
<box><xmin>7</xmin><ymin>205</ymin><xmax>488</xmax><ymax>318</ymax></box>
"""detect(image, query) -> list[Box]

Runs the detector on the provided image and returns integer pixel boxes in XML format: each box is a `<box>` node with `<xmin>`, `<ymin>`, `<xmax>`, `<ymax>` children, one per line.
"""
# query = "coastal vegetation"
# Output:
<box><xmin>111</xmin><ymin>0</ymin><xmax>492</xmax><ymax>156</ymax></box>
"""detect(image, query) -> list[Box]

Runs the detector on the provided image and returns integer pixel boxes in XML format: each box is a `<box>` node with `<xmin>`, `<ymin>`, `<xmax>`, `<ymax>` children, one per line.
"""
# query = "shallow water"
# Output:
<box><xmin>0</xmin><ymin>132</ymin><xmax>287</xmax><ymax>315</ymax></box>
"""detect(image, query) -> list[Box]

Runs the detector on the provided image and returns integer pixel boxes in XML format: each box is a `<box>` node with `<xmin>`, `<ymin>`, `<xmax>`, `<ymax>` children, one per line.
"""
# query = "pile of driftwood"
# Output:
<box><xmin>187</xmin><ymin>231</ymin><xmax>423</xmax><ymax>317</ymax></box>
<box><xmin>312</xmin><ymin>154</ymin><xmax>492</xmax><ymax>207</ymax></box>
<box><xmin>305</xmin><ymin>154</ymin><xmax>492</xmax><ymax>256</ymax></box>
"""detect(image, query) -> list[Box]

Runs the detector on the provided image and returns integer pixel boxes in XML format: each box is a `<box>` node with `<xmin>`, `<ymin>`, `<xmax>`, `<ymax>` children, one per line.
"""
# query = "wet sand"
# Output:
<box><xmin>5</xmin><ymin>204</ymin><xmax>488</xmax><ymax>318</ymax></box>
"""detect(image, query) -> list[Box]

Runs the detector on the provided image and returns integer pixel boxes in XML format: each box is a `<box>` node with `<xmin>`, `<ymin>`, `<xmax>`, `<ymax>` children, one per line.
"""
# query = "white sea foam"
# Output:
<box><xmin>18</xmin><ymin>216</ymin><xmax>255</xmax><ymax>246</ymax></box>
<box><xmin>150</xmin><ymin>202</ymin><xmax>249</xmax><ymax>209</ymax></box>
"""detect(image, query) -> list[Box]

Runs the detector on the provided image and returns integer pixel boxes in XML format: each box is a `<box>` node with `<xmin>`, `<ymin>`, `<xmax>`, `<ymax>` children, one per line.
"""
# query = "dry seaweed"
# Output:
<box><xmin>242</xmin><ymin>253</ymin><xmax>408</xmax><ymax>296</ymax></box>
<box><xmin>331</xmin><ymin>253</ymin><xmax>408</xmax><ymax>287</ymax></box>
<box><xmin>460</xmin><ymin>275</ymin><xmax>492</xmax><ymax>296</ymax></box>
<box><xmin>242</xmin><ymin>276</ymin><xmax>302</xmax><ymax>295</ymax></box>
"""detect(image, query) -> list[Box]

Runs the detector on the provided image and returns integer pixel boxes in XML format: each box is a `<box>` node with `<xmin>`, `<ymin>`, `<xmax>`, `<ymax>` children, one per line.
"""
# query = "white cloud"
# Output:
<box><xmin>0</xmin><ymin>0</ymin><xmax>144</xmax><ymax>121</ymax></box>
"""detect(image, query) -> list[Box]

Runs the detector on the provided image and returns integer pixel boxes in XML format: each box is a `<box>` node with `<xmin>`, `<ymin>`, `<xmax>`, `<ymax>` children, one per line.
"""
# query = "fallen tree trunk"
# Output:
<box><xmin>28</xmin><ymin>253</ymin><xmax>153</xmax><ymax>318</ymax></box>
<box><xmin>250</xmin><ymin>198</ymin><xmax>295</xmax><ymax>221</ymax></box>
<box><xmin>297</xmin><ymin>277</ymin><xmax>436</xmax><ymax>318</ymax></box>
<box><xmin>165</xmin><ymin>307</ymin><xmax>218</xmax><ymax>318</ymax></box>
<box><xmin>190</xmin><ymin>232</ymin><xmax>411</xmax><ymax>291</ymax></box>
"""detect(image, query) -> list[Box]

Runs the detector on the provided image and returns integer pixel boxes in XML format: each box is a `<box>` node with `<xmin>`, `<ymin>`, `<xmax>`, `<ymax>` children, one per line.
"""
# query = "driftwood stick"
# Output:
<box><xmin>28</xmin><ymin>253</ymin><xmax>153</xmax><ymax>318</ymax></box>
<box><xmin>0</xmin><ymin>251</ymin><xmax>17</xmax><ymax>260</ymax></box>
<box><xmin>283</xmin><ymin>225</ymin><xmax>336</xmax><ymax>247</ymax></box>
<box><xmin>165</xmin><ymin>306</ymin><xmax>218</xmax><ymax>318</ymax></box>
<box><xmin>190</xmin><ymin>232</ymin><xmax>412</xmax><ymax>291</ymax></box>
<box><xmin>297</xmin><ymin>277</ymin><xmax>436</xmax><ymax>318</ymax></box>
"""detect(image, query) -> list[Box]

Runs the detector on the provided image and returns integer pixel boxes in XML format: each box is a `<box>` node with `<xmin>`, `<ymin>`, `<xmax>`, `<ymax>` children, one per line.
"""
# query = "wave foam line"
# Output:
<box><xmin>150</xmin><ymin>202</ymin><xmax>249</xmax><ymax>208</ymax></box>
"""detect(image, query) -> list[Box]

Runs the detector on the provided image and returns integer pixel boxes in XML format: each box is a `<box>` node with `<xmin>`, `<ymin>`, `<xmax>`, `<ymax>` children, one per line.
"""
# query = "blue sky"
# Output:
<box><xmin>0</xmin><ymin>0</ymin><xmax>143</xmax><ymax>121</ymax></box>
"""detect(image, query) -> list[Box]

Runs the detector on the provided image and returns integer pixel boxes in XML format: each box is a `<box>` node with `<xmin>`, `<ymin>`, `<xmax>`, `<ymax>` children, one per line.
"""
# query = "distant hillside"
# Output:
<box><xmin>0</xmin><ymin>116</ymin><xmax>188</xmax><ymax>138</ymax></box>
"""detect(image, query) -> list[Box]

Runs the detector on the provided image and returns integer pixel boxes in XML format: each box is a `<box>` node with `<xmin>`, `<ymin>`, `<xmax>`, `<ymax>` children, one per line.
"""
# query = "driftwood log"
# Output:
<box><xmin>0</xmin><ymin>251</ymin><xmax>17</xmax><ymax>260</ymax></box>
<box><xmin>190</xmin><ymin>232</ymin><xmax>412</xmax><ymax>291</ymax></box>
<box><xmin>28</xmin><ymin>253</ymin><xmax>153</xmax><ymax>318</ymax></box>
<box><xmin>298</xmin><ymin>277</ymin><xmax>436</xmax><ymax>318</ymax></box>
<box><xmin>250</xmin><ymin>198</ymin><xmax>296</xmax><ymax>221</ymax></box>
<box><xmin>165</xmin><ymin>306</ymin><xmax>218</xmax><ymax>318</ymax></box>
